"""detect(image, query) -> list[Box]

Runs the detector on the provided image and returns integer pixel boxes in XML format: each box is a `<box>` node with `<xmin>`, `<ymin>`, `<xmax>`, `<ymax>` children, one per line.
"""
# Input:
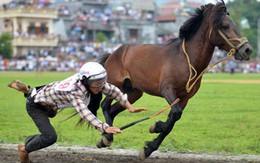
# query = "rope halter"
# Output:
<box><xmin>218</xmin><ymin>29</ymin><xmax>248</xmax><ymax>50</ymax></box>
<box><xmin>183</xmin><ymin>30</ymin><xmax>249</xmax><ymax>93</ymax></box>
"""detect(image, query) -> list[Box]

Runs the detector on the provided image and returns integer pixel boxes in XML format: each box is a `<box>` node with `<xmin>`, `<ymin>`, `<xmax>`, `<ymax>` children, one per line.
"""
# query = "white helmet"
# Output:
<box><xmin>79</xmin><ymin>62</ymin><xmax>107</xmax><ymax>87</ymax></box>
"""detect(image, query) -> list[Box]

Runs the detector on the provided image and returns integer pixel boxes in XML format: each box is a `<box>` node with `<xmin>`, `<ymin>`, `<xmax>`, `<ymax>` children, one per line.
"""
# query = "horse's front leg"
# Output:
<box><xmin>139</xmin><ymin>85</ymin><xmax>186</xmax><ymax>160</ymax></box>
<box><xmin>96</xmin><ymin>97</ymin><xmax>113</xmax><ymax>148</ymax></box>
<box><xmin>139</xmin><ymin>103</ymin><xmax>183</xmax><ymax>160</ymax></box>
<box><xmin>97</xmin><ymin>98</ymin><xmax>125</xmax><ymax>148</ymax></box>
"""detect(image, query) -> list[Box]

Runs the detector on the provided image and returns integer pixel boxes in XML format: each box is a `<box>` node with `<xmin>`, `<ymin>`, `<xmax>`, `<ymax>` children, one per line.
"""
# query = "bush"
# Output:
<box><xmin>0</xmin><ymin>32</ymin><xmax>13</xmax><ymax>59</ymax></box>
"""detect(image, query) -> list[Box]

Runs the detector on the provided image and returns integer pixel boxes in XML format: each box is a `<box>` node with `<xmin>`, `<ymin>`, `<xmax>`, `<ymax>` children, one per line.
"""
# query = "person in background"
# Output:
<box><xmin>229</xmin><ymin>59</ymin><xmax>235</xmax><ymax>74</ymax></box>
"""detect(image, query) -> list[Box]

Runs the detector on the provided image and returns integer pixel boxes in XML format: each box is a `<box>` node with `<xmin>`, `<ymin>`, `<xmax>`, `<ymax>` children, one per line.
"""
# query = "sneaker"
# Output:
<box><xmin>18</xmin><ymin>144</ymin><xmax>30</xmax><ymax>163</ymax></box>
<box><xmin>8</xmin><ymin>80</ymin><xmax>30</xmax><ymax>94</ymax></box>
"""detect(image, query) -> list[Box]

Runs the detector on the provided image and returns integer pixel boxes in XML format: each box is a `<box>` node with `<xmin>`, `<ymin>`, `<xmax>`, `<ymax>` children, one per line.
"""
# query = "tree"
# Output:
<box><xmin>96</xmin><ymin>32</ymin><xmax>108</xmax><ymax>42</ymax></box>
<box><xmin>0</xmin><ymin>32</ymin><xmax>13</xmax><ymax>59</ymax></box>
<box><xmin>227</xmin><ymin>0</ymin><xmax>260</xmax><ymax>57</ymax></box>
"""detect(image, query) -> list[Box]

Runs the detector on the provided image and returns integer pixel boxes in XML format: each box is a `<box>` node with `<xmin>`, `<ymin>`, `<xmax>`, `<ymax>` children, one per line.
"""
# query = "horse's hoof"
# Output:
<box><xmin>139</xmin><ymin>148</ymin><xmax>147</xmax><ymax>160</ymax></box>
<box><xmin>102</xmin><ymin>135</ymin><xmax>112</xmax><ymax>147</ymax></box>
<box><xmin>149</xmin><ymin>123</ymin><xmax>156</xmax><ymax>133</ymax></box>
<box><xmin>139</xmin><ymin>145</ymin><xmax>153</xmax><ymax>160</ymax></box>
<box><xmin>96</xmin><ymin>135</ymin><xmax>112</xmax><ymax>148</ymax></box>
<box><xmin>96</xmin><ymin>139</ymin><xmax>106</xmax><ymax>148</ymax></box>
<box><xmin>149</xmin><ymin>121</ymin><xmax>165</xmax><ymax>133</ymax></box>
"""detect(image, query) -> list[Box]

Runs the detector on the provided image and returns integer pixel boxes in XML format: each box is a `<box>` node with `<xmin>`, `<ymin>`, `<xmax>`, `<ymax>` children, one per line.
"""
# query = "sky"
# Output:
<box><xmin>204</xmin><ymin>0</ymin><xmax>231</xmax><ymax>4</ymax></box>
<box><xmin>205</xmin><ymin>0</ymin><xmax>216</xmax><ymax>3</ymax></box>
<box><xmin>205</xmin><ymin>0</ymin><xmax>224</xmax><ymax>4</ymax></box>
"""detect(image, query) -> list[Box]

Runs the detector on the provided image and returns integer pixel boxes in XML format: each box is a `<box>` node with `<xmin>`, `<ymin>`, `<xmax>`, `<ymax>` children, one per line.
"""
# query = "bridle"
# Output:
<box><xmin>217</xmin><ymin>29</ymin><xmax>248</xmax><ymax>50</ymax></box>
<box><xmin>183</xmin><ymin>29</ymin><xmax>249</xmax><ymax>93</ymax></box>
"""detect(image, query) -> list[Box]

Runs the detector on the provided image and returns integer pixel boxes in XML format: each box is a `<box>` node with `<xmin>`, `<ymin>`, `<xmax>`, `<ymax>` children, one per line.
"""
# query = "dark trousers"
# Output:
<box><xmin>25</xmin><ymin>96</ymin><xmax>57</xmax><ymax>153</ymax></box>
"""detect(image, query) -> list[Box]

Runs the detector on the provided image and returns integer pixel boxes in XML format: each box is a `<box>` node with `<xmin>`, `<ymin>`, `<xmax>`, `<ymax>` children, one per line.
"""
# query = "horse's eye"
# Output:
<box><xmin>222</xmin><ymin>24</ymin><xmax>229</xmax><ymax>30</ymax></box>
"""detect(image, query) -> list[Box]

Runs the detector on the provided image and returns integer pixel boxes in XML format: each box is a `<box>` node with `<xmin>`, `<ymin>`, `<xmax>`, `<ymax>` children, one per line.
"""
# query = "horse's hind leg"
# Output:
<box><xmin>139</xmin><ymin>89</ymin><xmax>184</xmax><ymax>160</ymax></box>
<box><xmin>97</xmin><ymin>78</ymin><xmax>143</xmax><ymax>148</ymax></box>
<box><xmin>88</xmin><ymin>92</ymin><xmax>103</xmax><ymax>117</ymax></box>
<box><xmin>96</xmin><ymin>96</ymin><xmax>113</xmax><ymax>148</ymax></box>
<box><xmin>96</xmin><ymin>101</ymin><xmax>125</xmax><ymax>148</ymax></box>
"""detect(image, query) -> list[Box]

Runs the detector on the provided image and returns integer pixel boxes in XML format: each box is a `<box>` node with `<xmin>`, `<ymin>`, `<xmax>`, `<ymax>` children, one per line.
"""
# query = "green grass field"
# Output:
<box><xmin>0</xmin><ymin>72</ymin><xmax>260</xmax><ymax>155</ymax></box>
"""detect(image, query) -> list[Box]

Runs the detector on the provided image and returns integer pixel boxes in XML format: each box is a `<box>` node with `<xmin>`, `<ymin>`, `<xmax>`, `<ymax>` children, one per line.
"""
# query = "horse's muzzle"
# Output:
<box><xmin>235</xmin><ymin>43</ymin><xmax>253</xmax><ymax>61</ymax></box>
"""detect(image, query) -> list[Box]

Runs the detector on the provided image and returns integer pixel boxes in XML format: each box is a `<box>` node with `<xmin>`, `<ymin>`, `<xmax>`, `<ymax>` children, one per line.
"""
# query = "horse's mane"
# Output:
<box><xmin>166</xmin><ymin>0</ymin><xmax>227</xmax><ymax>44</ymax></box>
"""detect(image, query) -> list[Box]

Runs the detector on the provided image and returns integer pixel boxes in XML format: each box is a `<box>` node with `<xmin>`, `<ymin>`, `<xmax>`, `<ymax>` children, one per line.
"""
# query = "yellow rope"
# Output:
<box><xmin>182</xmin><ymin>39</ymin><xmax>236</xmax><ymax>93</ymax></box>
<box><xmin>218</xmin><ymin>30</ymin><xmax>248</xmax><ymax>49</ymax></box>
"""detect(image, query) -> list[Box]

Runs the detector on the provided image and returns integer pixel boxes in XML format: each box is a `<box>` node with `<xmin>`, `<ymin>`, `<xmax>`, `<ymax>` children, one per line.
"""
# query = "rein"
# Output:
<box><xmin>183</xmin><ymin>29</ymin><xmax>248</xmax><ymax>93</ymax></box>
<box><xmin>120</xmin><ymin>98</ymin><xmax>180</xmax><ymax>130</ymax></box>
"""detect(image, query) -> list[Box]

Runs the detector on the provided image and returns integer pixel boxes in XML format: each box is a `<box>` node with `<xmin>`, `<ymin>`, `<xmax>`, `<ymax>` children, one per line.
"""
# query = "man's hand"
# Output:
<box><xmin>105</xmin><ymin>126</ymin><xmax>122</xmax><ymax>134</ymax></box>
<box><xmin>128</xmin><ymin>107</ymin><xmax>148</xmax><ymax>113</ymax></box>
<box><xmin>125</xmin><ymin>101</ymin><xmax>148</xmax><ymax>113</ymax></box>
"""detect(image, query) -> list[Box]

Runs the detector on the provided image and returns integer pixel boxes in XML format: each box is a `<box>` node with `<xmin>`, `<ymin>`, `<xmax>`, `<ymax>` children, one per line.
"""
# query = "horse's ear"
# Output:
<box><xmin>221</xmin><ymin>0</ymin><xmax>225</xmax><ymax>5</ymax></box>
<box><xmin>221</xmin><ymin>0</ymin><xmax>227</xmax><ymax>13</ymax></box>
<box><xmin>217</xmin><ymin>0</ymin><xmax>227</xmax><ymax>13</ymax></box>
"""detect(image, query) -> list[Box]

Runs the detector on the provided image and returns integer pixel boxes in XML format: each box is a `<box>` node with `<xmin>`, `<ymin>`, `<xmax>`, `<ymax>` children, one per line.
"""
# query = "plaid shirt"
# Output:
<box><xmin>34</xmin><ymin>79</ymin><xmax>127</xmax><ymax>133</ymax></box>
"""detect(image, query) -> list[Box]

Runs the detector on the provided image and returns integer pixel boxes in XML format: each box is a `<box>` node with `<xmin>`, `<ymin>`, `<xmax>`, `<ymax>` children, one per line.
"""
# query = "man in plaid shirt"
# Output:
<box><xmin>14</xmin><ymin>62</ymin><xmax>147</xmax><ymax>163</ymax></box>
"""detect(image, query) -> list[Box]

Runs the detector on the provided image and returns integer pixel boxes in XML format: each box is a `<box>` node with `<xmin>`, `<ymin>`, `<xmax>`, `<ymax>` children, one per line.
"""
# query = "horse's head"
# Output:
<box><xmin>209</xmin><ymin>0</ymin><xmax>252</xmax><ymax>61</ymax></box>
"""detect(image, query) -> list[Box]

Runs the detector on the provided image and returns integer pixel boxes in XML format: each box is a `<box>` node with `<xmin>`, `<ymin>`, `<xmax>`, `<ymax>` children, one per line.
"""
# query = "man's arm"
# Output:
<box><xmin>69</xmin><ymin>93</ymin><xmax>121</xmax><ymax>134</ymax></box>
<box><xmin>102</xmin><ymin>83</ymin><xmax>148</xmax><ymax>113</ymax></box>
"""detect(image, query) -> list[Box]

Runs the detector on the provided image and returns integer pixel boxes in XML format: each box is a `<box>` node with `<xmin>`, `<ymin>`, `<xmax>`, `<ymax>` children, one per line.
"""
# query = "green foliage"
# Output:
<box><xmin>0</xmin><ymin>32</ymin><xmax>13</xmax><ymax>59</ymax></box>
<box><xmin>227</xmin><ymin>0</ymin><xmax>260</xmax><ymax>57</ymax></box>
<box><xmin>0</xmin><ymin>72</ymin><xmax>260</xmax><ymax>155</ymax></box>
<box><xmin>96</xmin><ymin>32</ymin><xmax>108</xmax><ymax>42</ymax></box>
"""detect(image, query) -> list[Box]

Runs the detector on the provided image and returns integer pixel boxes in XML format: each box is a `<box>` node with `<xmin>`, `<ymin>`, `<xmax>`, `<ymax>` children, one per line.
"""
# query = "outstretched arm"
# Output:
<box><xmin>102</xmin><ymin>83</ymin><xmax>148</xmax><ymax>113</ymax></box>
<box><xmin>125</xmin><ymin>101</ymin><xmax>148</xmax><ymax>113</ymax></box>
<box><xmin>69</xmin><ymin>92</ymin><xmax>122</xmax><ymax>134</ymax></box>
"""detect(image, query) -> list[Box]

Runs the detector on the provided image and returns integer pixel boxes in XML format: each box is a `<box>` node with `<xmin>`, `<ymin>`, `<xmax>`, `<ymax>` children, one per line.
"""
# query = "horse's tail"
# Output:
<box><xmin>97</xmin><ymin>52</ymin><xmax>111</xmax><ymax>67</ymax></box>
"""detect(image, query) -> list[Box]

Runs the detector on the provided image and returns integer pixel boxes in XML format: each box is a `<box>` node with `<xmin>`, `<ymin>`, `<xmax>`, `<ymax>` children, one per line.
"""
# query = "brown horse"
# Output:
<box><xmin>96</xmin><ymin>0</ymin><xmax>252</xmax><ymax>160</ymax></box>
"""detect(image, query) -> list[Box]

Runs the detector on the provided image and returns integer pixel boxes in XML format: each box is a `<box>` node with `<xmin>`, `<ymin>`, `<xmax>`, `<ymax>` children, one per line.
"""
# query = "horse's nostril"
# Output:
<box><xmin>245</xmin><ymin>47</ymin><xmax>252</xmax><ymax>55</ymax></box>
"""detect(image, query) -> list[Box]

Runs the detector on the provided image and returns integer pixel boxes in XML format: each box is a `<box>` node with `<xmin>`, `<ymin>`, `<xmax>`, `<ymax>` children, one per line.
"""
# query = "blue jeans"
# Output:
<box><xmin>24</xmin><ymin>96</ymin><xmax>57</xmax><ymax>153</ymax></box>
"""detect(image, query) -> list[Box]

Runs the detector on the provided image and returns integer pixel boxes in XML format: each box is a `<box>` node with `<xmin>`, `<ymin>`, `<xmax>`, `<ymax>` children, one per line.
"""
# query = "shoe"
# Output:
<box><xmin>18</xmin><ymin>144</ymin><xmax>30</xmax><ymax>163</ymax></box>
<box><xmin>8</xmin><ymin>80</ymin><xmax>30</xmax><ymax>94</ymax></box>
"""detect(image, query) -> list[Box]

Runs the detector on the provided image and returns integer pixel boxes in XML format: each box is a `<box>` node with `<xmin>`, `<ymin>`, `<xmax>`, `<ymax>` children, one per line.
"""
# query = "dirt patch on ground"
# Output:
<box><xmin>1</xmin><ymin>144</ymin><xmax>260</xmax><ymax>163</ymax></box>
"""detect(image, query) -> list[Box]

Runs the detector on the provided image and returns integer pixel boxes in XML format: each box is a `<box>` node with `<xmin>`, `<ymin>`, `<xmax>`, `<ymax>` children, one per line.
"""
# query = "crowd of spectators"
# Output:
<box><xmin>208</xmin><ymin>59</ymin><xmax>260</xmax><ymax>74</ymax></box>
<box><xmin>0</xmin><ymin>0</ymin><xmax>259</xmax><ymax>74</ymax></box>
<box><xmin>207</xmin><ymin>50</ymin><xmax>260</xmax><ymax>74</ymax></box>
<box><xmin>1</xmin><ymin>53</ymin><xmax>260</xmax><ymax>74</ymax></box>
<box><xmin>58</xmin><ymin>2</ymin><xmax>154</xmax><ymax>22</ymax></box>
<box><xmin>1</xmin><ymin>0</ymin><xmax>53</xmax><ymax>10</ymax></box>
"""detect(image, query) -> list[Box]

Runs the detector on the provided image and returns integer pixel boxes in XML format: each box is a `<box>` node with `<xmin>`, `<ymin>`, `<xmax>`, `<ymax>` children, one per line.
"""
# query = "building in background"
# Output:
<box><xmin>0</xmin><ymin>0</ymin><xmax>204</xmax><ymax>58</ymax></box>
<box><xmin>0</xmin><ymin>0</ymin><xmax>59</xmax><ymax>57</ymax></box>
